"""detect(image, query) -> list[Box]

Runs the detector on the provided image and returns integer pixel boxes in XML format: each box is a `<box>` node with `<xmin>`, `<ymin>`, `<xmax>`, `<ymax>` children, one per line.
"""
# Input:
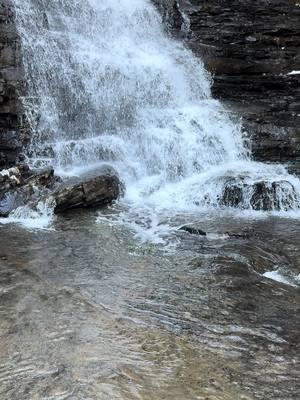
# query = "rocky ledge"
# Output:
<box><xmin>0</xmin><ymin>165</ymin><xmax>120</xmax><ymax>217</ymax></box>
<box><xmin>156</xmin><ymin>0</ymin><xmax>300</xmax><ymax>175</ymax></box>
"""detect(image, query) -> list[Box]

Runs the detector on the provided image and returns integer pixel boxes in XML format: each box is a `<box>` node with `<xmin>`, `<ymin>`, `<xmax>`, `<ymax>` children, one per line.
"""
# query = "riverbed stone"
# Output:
<box><xmin>180</xmin><ymin>225</ymin><xmax>207</xmax><ymax>236</ymax></box>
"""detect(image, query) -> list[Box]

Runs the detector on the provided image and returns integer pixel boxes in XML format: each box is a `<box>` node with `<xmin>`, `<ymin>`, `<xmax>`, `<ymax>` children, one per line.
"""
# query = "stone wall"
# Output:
<box><xmin>156</xmin><ymin>0</ymin><xmax>300</xmax><ymax>174</ymax></box>
<box><xmin>0</xmin><ymin>0</ymin><xmax>28</xmax><ymax>168</ymax></box>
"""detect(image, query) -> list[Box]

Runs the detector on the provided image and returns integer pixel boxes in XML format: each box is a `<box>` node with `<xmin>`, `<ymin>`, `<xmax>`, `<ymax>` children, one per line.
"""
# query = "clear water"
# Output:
<box><xmin>1</xmin><ymin>212</ymin><xmax>300</xmax><ymax>399</ymax></box>
<box><xmin>10</xmin><ymin>0</ymin><xmax>300</xmax><ymax>232</ymax></box>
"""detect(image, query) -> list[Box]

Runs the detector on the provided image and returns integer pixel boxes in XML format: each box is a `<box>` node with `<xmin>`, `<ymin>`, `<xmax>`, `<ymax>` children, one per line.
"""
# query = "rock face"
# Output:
<box><xmin>156</xmin><ymin>0</ymin><xmax>300</xmax><ymax>175</ymax></box>
<box><xmin>0</xmin><ymin>0</ymin><xmax>29</xmax><ymax>168</ymax></box>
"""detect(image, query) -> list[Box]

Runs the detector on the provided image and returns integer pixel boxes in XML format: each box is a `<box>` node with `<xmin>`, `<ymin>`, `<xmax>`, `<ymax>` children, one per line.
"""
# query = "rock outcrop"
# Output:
<box><xmin>53</xmin><ymin>173</ymin><xmax>120</xmax><ymax>214</ymax></box>
<box><xmin>0</xmin><ymin>165</ymin><xmax>120</xmax><ymax>217</ymax></box>
<box><xmin>0</xmin><ymin>0</ymin><xmax>29</xmax><ymax>168</ymax></box>
<box><xmin>156</xmin><ymin>0</ymin><xmax>300</xmax><ymax>175</ymax></box>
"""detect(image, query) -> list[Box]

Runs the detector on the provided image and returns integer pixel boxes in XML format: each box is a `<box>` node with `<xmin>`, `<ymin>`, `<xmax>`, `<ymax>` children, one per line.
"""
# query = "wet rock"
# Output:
<box><xmin>250</xmin><ymin>181</ymin><xmax>276</xmax><ymax>211</ymax></box>
<box><xmin>53</xmin><ymin>173</ymin><xmax>120</xmax><ymax>214</ymax></box>
<box><xmin>0</xmin><ymin>0</ymin><xmax>29</xmax><ymax>168</ymax></box>
<box><xmin>0</xmin><ymin>192</ymin><xmax>17</xmax><ymax>217</ymax></box>
<box><xmin>0</xmin><ymin>166</ymin><xmax>24</xmax><ymax>197</ymax></box>
<box><xmin>0</xmin><ymin>164</ymin><xmax>120</xmax><ymax>217</ymax></box>
<box><xmin>180</xmin><ymin>225</ymin><xmax>207</xmax><ymax>236</ymax></box>
<box><xmin>221</xmin><ymin>178</ymin><xmax>244</xmax><ymax>209</ymax></box>
<box><xmin>252</xmin><ymin>180</ymin><xmax>299</xmax><ymax>211</ymax></box>
<box><xmin>221</xmin><ymin>177</ymin><xmax>299</xmax><ymax>211</ymax></box>
<box><xmin>25</xmin><ymin>166</ymin><xmax>57</xmax><ymax>188</ymax></box>
<box><xmin>0</xmin><ymin>166</ymin><xmax>58</xmax><ymax>216</ymax></box>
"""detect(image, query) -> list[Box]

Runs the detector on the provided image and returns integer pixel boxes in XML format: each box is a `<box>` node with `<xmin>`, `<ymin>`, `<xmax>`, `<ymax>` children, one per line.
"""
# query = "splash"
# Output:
<box><xmin>0</xmin><ymin>199</ymin><xmax>55</xmax><ymax>230</ymax></box>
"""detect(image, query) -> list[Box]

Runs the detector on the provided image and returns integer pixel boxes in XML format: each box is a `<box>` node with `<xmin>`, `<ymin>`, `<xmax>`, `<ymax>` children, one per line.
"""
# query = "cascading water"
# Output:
<box><xmin>11</xmin><ymin>0</ymin><xmax>300</xmax><ymax>234</ymax></box>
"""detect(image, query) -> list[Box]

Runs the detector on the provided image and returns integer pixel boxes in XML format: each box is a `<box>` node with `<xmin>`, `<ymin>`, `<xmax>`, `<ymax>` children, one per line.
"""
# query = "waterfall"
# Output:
<box><xmin>13</xmin><ymin>0</ymin><xmax>300</xmax><ymax>225</ymax></box>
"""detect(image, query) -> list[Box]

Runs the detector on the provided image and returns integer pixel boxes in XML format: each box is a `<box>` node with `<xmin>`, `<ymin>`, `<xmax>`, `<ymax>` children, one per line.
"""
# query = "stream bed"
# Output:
<box><xmin>0</xmin><ymin>211</ymin><xmax>299</xmax><ymax>400</ymax></box>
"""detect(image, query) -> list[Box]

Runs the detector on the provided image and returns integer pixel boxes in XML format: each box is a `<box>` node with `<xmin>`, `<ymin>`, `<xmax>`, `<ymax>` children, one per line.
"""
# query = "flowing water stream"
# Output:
<box><xmin>0</xmin><ymin>211</ymin><xmax>300</xmax><ymax>399</ymax></box>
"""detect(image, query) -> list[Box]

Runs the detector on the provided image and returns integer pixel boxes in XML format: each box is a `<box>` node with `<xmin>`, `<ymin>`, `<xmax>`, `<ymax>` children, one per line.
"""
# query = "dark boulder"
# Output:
<box><xmin>52</xmin><ymin>174</ymin><xmax>120</xmax><ymax>214</ymax></box>
<box><xmin>250</xmin><ymin>181</ymin><xmax>275</xmax><ymax>211</ymax></box>
<box><xmin>251</xmin><ymin>180</ymin><xmax>299</xmax><ymax>211</ymax></box>
<box><xmin>180</xmin><ymin>225</ymin><xmax>207</xmax><ymax>236</ymax></box>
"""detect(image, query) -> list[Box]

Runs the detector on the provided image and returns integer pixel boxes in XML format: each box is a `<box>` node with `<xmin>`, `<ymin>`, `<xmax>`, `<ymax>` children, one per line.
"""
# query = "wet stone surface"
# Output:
<box><xmin>0</xmin><ymin>211</ymin><xmax>299</xmax><ymax>399</ymax></box>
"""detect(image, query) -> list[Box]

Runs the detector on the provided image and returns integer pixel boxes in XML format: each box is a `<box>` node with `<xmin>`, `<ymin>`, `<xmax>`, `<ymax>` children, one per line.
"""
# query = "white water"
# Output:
<box><xmin>9</xmin><ymin>0</ymin><xmax>300</xmax><ymax>232</ymax></box>
<box><xmin>263</xmin><ymin>270</ymin><xmax>300</xmax><ymax>287</ymax></box>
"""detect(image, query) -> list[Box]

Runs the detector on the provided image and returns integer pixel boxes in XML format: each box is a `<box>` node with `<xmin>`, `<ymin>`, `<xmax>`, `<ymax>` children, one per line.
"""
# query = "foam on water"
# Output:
<box><xmin>263</xmin><ymin>270</ymin><xmax>300</xmax><ymax>288</ymax></box>
<box><xmin>11</xmin><ymin>0</ymin><xmax>300</xmax><ymax>236</ymax></box>
<box><xmin>0</xmin><ymin>200</ymin><xmax>54</xmax><ymax>230</ymax></box>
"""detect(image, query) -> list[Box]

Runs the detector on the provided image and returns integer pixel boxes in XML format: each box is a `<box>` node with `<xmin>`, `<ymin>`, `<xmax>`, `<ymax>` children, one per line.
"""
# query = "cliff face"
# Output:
<box><xmin>156</xmin><ymin>0</ymin><xmax>300</xmax><ymax>174</ymax></box>
<box><xmin>0</xmin><ymin>0</ymin><xmax>28</xmax><ymax>168</ymax></box>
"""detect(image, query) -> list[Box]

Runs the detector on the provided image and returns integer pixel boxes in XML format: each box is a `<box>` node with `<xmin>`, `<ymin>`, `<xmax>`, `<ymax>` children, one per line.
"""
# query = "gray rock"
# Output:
<box><xmin>221</xmin><ymin>177</ymin><xmax>299</xmax><ymax>211</ymax></box>
<box><xmin>52</xmin><ymin>173</ymin><xmax>120</xmax><ymax>214</ymax></box>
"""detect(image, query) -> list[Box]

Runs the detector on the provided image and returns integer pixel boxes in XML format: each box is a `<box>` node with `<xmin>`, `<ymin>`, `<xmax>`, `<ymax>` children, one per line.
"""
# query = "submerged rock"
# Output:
<box><xmin>52</xmin><ymin>173</ymin><xmax>120</xmax><ymax>214</ymax></box>
<box><xmin>180</xmin><ymin>225</ymin><xmax>207</xmax><ymax>236</ymax></box>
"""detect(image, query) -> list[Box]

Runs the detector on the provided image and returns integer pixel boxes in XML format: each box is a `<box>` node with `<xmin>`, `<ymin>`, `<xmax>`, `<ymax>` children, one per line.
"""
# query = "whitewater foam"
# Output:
<box><xmin>0</xmin><ymin>199</ymin><xmax>55</xmax><ymax>230</ymax></box>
